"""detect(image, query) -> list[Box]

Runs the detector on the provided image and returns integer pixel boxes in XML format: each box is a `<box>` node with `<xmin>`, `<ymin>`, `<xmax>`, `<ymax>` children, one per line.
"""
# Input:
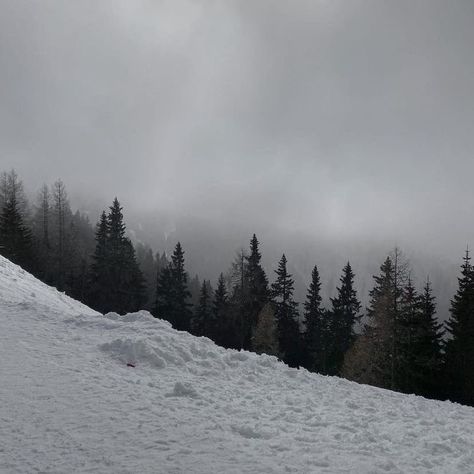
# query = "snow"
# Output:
<box><xmin>1</xmin><ymin>256</ymin><xmax>474</xmax><ymax>473</ymax></box>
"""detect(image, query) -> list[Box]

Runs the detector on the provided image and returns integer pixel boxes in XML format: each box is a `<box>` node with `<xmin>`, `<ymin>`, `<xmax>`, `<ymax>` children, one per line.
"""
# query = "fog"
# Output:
<box><xmin>1</xmin><ymin>0</ymin><xmax>473</xmax><ymax>316</ymax></box>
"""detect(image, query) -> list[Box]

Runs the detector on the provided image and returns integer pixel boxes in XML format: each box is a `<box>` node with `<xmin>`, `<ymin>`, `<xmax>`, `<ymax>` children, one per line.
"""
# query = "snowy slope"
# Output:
<box><xmin>1</xmin><ymin>256</ymin><xmax>474</xmax><ymax>473</ymax></box>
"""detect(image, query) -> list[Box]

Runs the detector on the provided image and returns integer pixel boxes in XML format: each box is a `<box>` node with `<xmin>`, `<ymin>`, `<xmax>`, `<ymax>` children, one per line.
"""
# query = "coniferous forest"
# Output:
<box><xmin>2</xmin><ymin>168</ymin><xmax>474</xmax><ymax>406</ymax></box>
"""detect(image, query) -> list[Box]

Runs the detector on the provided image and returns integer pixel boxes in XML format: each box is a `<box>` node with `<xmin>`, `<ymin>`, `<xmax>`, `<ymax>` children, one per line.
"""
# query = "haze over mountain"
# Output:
<box><xmin>2</xmin><ymin>1</ymin><xmax>473</xmax><ymax>316</ymax></box>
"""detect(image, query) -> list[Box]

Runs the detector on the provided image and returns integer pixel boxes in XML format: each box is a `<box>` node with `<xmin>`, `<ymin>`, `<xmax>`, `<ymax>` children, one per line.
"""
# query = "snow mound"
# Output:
<box><xmin>2</xmin><ymin>255</ymin><xmax>474</xmax><ymax>473</ymax></box>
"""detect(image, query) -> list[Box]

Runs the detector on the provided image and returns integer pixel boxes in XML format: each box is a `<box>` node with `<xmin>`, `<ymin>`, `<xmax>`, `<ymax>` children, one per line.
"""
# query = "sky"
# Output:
<box><xmin>1</xmin><ymin>0</ymin><xmax>474</xmax><ymax>286</ymax></box>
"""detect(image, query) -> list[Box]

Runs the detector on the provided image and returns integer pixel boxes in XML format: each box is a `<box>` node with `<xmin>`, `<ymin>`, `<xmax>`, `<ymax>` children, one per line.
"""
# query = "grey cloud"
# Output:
<box><xmin>1</xmin><ymin>0</ymin><xmax>474</xmax><ymax>277</ymax></box>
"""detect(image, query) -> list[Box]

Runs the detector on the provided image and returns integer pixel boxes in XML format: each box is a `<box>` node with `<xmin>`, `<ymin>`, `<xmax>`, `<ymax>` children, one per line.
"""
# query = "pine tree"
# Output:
<box><xmin>32</xmin><ymin>184</ymin><xmax>52</xmax><ymax>282</ymax></box>
<box><xmin>192</xmin><ymin>280</ymin><xmax>213</xmax><ymax>337</ymax></box>
<box><xmin>303</xmin><ymin>265</ymin><xmax>330</xmax><ymax>373</ymax></box>
<box><xmin>252</xmin><ymin>302</ymin><xmax>279</xmax><ymax>356</ymax></box>
<box><xmin>343</xmin><ymin>256</ymin><xmax>399</xmax><ymax>388</ymax></box>
<box><xmin>154</xmin><ymin>265</ymin><xmax>174</xmax><ymax>322</ymax></box>
<box><xmin>271</xmin><ymin>254</ymin><xmax>301</xmax><ymax>367</ymax></box>
<box><xmin>397</xmin><ymin>277</ymin><xmax>421</xmax><ymax>392</ymax></box>
<box><xmin>154</xmin><ymin>242</ymin><xmax>192</xmax><ymax>332</ymax></box>
<box><xmin>226</xmin><ymin>249</ymin><xmax>249</xmax><ymax>349</ymax></box>
<box><xmin>87</xmin><ymin>199</ymin><xmax>145</xmax><ymax>314</ymax></box>
<box><xmin>0</xmin><ymin>191</ymin><xmax>32</xmax><ymax>270</ymax></box>
<box><xmin>444</xmin><ymin>249</ymin><xmax>474</xmax><ymax>405</ymax></box>
<box><xmin>213</xmin><ymin>273</ymin><xmax>230</xmax><ymax>347</ymax></box>
<box><xmin>135</xmin><ymin>243</ymin><xmax>159</xmax><ymax>310</ymax></box>
<box><xmin>411</xmin><ymin>279</ymin><xmax>443</xmax><ymax>398</ymax></box>
<box><xmin>245</xmin><ymin>234</ymin><xmax>269</xmax><ymax>350</ymax></box>
<box><xmin>328</xmin><ymin>262</ymin><xmax>361</xmax><ymax>375</ymax></box>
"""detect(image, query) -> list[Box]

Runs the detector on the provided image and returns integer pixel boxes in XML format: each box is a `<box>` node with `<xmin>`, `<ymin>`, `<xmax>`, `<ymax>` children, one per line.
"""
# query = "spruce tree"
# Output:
<box><xmin>154</xmin><ymin>265</ymin><xmax>174</xmax><ymax>322</ymax></box>
<box><xmin>87</xmin><ymin>212</ymin><xmax>109</xmax><ymax>312</ymax></box>
<box><xmin>135</xmin><ymin>243</ymin><xmax>159</xmax><ymax>310</ymax></box>
<box><xmin>213</xmin><ymin>273</ymin><xmax>230</xmax><ymax>347</ymax></box>
<box><xmin>192</xmin><ymin>281</ymin><xmax>213</xmax><ymax>337</ymax></box>
<box><xmin>397</xmin><ymin>277</ymin><xmax>421</xmax><ymax>392</ymax></box>
<box><xmin>444</xmin><ymin>249</ymin><xmax>474</xmax><ymax>405</ymax></box>
<box><xmin>271</xmin><ymin>254</ymin><xmax>301</xmax><ymax>367</ymax></box>
<box><xmin>32</xmin><ymin>184</ymin><xmax>52</xmax><ymax>282</ymax></box>
<box><xmin>328</xmin><ymin>262</ymin><xmax>361</xmax><ymax>375</ymax></box>
<box><xmin>343</xmin><ymin>257</ymin><xmax>398</xmax><ymax>388</ymax></box>
<box><xmin>227</xmin><ymin>249</ymin><xmax>249</xmax><ymax>349</ymax></box>
<box><xmin>0</xmin><ymin>192</ymin><xmax>33</xmax><ymax>270</ymax></box>
<box><xmin>87</xmin><ymin>199</ymin><xmax>145</xmax><ymax>314</ymax></box>
<box><xmin>245</xmin><ymin>234</ymin><xmax>269</xmax><ymax>350</ymax></box>
<box><xmin>154</xmin><ymin>242</ymin><xmax>192</xmax><ymax>332</ymax></box>
<box><xmin>303</xmin><ymin>265</ymin><xmax>329</xmax><ymax>373</ymax></box>
<box><xmin>412</xmin><ymin>279</ymin><xmax>443</xmax><ymax>398</ymax></box>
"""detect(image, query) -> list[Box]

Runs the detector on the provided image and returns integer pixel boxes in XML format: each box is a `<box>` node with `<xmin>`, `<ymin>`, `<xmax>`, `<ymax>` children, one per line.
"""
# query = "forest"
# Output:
<box><xmin>1</xmin><ymin>168</ymin><xmax>473</xmax><ymax>406</ymax></box>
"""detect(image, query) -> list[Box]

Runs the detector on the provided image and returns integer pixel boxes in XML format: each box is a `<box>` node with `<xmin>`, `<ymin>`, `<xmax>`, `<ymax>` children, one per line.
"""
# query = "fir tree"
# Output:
<box><xmin>271</xmin><ymin>254</ymin><xmax>301</xmax><ymax>367</ymax></box>
<box><xmin>213</xmin><ymin>273</ymin><xmax>230</xmax><ymax>347</ymax></box>
<box><xmin>87</xmin><ymin>199</ymin><xmax>145</xmax><ymax>314</ymax></box>
<box><xmin>31</xmin><ymin>184</ymin><xmax>52</xmax><ymax>282</ymax></box>
<box><xmin>444</xmin><ymin>249</ymin><xmax>474</xmax><ymax>405</ymax></box>
<box><xmin>0</xmin><ymin>192</ymin><xmax>32</xmax><ymax>270</ymax></box>
<box><xmin>87</xmin><ymin>212</ymin><xmax>109</xmax><ymax>312</ymax></box>
<box><xmin>412</xmin><ymin>279</ymin><xmax>443</xmax><ymax>398</ymax></box>
<box><xmin>245</xmin><ymin>234</ymin><xmax>269</xmax><ymax>350</ymax></box>
<box><xmin>328</xmin><ymin>262</ymin><xmax>361</xmax><ymax>375</ymax></box>
<box><xmin>397</xmin><ymin>277</ymin><xmax>421</xmax><ymax>392</ymax></box>
<box><xmin>154</xmin><ymin>242</ymin><xmax>192</xmax><ymax>332</ymax></box>
<box><xmin>135</xmin><ymin>243</ymin><xmax>159</xmax><ymax>310</ymax></box>
<box><xmin>154</xmin><ymin>265</ymin><xmax>174</xmax><ymax>322</ymax></box>
<box><xmin>227</xmin><ymin>249</ymin><xmax>249</xmax><ymax>349</ymax></box>
<box><xmin>343</xmin><ymin>256</ymin><xmax>398</xmax><ymax>388</ymax></box>
<box><xmin>192</xmin><ymin>280</ymin><xmax>213</xmax><ymax>337</ymax></box>
<box><xmin>303</xmin><ymin>265</ymin><xmax>330</xmax><ymax>373</ymax></box>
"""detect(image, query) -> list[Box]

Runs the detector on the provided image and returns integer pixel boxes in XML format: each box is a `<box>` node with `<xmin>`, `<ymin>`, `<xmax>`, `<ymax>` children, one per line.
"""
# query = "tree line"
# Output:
<box><xmin>1</xmin><ymin>169</ymin><xmax>474</xmax><ymax>406</ymax></box>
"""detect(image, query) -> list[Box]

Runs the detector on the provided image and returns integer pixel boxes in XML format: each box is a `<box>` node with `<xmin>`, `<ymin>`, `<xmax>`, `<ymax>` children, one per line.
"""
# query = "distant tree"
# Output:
<box><xmin>252</xmin><ymin>302</ymin><xmax>279</xmax><ymax>356</ymax></box>
<box><xmin>154</xmin><ymin>242</ymin><xmax>192</xmax><ymax>331</ymax></box>
<box><xmin>328</xmin><ymin>262</ymin><xmax>361</xmax><ymax>375</ymax></box>
<box><xmin>51</xmin><ymin>180</ymin><xmax>70</xmax><ymax>290</ymax></box>
<box><xmin>87</xmin><ymin>212</ymin><xmax>109</xmax><ymax>312</ymax></box>
<box><xmin>136</xmin><ymin>243</ymin><xmax>162</xmax><ymax>310</ymax></box>
<box><xmin>226</xmin><ymin>249</ymin><xmax>250</xmax><ymax>349</ymax></box>
<box><xmin>444</xmin><ymin>249</ymin><xmax>474</xmax><ymax>405</ymax></box>
<box><xmin>271</xmin><ymin>254</ymin><xmax>301</xmax><ymax>367</ymax></box>
<box><xmin>245</xmin><ymin>234</ymin><xmax>269</xmax><ymax>350</ymax></box>
<box><xmin>397</xmin><ymin>277</ymin><xmax>421</xmax><ymax>392</ymax></box>
<box><xmin>154</xmin><ymin>265</ymin><xmax>174</xmax><ymax>322</ymax></box>
<box><xmin>212</xmin><ymin>273</ymin><xmax>231</xmax><ymax>347</ymax></box>
<box><xmin>0</xmin><ymin>187</ymin><xmax>32</xmax><ymax>270</ymax></box>
<box><xmin>192</xmin><ymin>280</ymin><xmax>213</xmax><ymax>337</ymax></box>
<box><xmin>0</xmin><ymin>170</ymin><xmax>28</xmax><ymax>217</ymax></box>
<box><xmin>188</xmin><ymin>274</ymin><xmax>202</xmax><ymax>309</ymax></box>
<box><xmin>398</xmin><ymin>278</ymin><xmax>443</xmax><ymax>398</ymax></box>
<box><xmin>87</xmin><ymin>199</ymin><xmax>145</xmax><ymax>314</ymax></box>
<box><xmin>343</xmin><ymin>253</ymin><xmax>407</xmax><ymax>389</ymax></box>
<box><xmin>31</xmin><ymin>184</ymin><xmax>52</xmax><ymax>282</ymax></box>
<box><xmin>303</xmin><ymin>265</ymin><xmax>330</xmax><ymax>373</ymax></box>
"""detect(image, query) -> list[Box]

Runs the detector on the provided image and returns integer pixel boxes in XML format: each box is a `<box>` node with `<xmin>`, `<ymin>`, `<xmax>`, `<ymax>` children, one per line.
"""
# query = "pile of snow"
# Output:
<box><xmin>1</xmin><ymin>255</ymin><xmax>474</xmax><ymax>473</ymax></box>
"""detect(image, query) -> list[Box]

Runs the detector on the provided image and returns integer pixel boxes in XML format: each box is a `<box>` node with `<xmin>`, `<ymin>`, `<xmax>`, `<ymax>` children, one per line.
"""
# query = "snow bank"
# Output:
<box><xmin>1</xmin><ymin>255</ymin><xmax>474</xmax><ymax>473</ymax></box>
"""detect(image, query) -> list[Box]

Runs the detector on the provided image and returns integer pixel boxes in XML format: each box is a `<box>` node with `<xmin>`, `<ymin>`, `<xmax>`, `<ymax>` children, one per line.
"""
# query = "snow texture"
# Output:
<box><xmin>1</xmin><ymin>255</ymin><xmax>474</xmax><ymax>473</ymax></box>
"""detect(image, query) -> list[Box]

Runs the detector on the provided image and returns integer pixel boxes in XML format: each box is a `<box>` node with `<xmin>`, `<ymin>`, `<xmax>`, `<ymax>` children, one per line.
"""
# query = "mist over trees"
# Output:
<box><xmin>1</xmin><ymin>168</ymin><xmax>474</xmax><ymax>406</ymax></box>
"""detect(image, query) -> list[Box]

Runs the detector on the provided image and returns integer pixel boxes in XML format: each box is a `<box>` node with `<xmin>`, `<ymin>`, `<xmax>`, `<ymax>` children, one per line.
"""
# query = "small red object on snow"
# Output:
<box><xmin>127</xmin><ymin>363</ymin><xmax>136</xmax><ymax>368</ymax></box>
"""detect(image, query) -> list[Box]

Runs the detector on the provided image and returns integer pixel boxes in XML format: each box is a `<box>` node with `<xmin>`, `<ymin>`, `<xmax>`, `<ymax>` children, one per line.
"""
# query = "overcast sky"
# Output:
<box><xmin>2</xmin><ymin>0</ymin><xmax>474</xmax><ymax>261</ymax></box>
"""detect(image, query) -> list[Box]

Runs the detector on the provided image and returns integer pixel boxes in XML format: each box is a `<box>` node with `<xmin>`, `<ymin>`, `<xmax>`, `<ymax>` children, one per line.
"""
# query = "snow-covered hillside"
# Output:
<box><xmin>1</xmin><ymin>256</ymin><xmax>474</xmax><ymax>473</ymax></box>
